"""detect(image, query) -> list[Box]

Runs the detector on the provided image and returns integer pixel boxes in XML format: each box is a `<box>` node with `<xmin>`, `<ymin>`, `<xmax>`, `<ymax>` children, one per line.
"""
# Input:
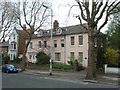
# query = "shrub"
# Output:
<box><xmin>15</xmin><ymin>57</ymin><xmax>22</xmax><ymax>63</ymax></box>
<box><xmin>3</xmin><ymin>55</ymin><xmax>10</xmax><ymax>64</ymax></box>
<box><xmin>52</xmin><ymin>62</ymin><xmax>72</xmax><ymax>70</ymax></box>
<box><xmin>36</xmin><ymin>51</ymin><xmax>50</xmax><ymax>64</ymax></box>
<box><xmin>104</xmin><ymin>47</ymin><xmax>119</xmax><ymax>64</ymax></box>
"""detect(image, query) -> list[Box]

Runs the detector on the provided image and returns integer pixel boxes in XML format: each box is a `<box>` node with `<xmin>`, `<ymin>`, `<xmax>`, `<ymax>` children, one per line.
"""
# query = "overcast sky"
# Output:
<box><xmin>48</xmin><ymin>0</ymin><xmax>108</xmax><ymax>33</ymax></box>
<box><xmin>1</xmin><ymin>0</ymin><xmax>109</xmax><ymax>33</ymax></box>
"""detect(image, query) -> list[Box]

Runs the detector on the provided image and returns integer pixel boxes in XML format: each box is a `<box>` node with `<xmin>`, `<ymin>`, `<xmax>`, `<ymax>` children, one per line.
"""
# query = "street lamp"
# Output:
<box><xmin>43</xmin><ymin>5</ymin><xmax>53</xmax><ymax>75</ymax></box>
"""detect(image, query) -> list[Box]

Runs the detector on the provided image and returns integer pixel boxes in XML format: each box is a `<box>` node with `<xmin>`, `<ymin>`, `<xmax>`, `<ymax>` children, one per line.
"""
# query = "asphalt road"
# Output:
<box><xmin>2</xmin><ymin>72</ymin><xmax>119</xmax><ymax>88</ymax></box>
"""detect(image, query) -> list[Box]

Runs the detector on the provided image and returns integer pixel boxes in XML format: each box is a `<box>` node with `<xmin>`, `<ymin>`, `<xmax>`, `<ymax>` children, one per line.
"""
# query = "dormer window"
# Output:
<box><xmin>37</xmin><ymin>31</ymin><xmax>43</xmax><ymax>37</ymax></box>
<box><xmin>56</xmin><ymin>28</ymin><xmax>62</xmax><ymax>34</ymax></box>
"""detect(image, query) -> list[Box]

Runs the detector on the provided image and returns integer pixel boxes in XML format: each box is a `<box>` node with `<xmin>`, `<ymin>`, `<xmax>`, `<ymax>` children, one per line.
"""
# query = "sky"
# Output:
<box><xmin>47</xmin><ymin>0</ymin><xmax>108</xmax><ymax>33</ymax></box>
<box><xmin>1</xmin><ymin>0</ymin><xmax>109</xmax><ymax>33</ymax></box>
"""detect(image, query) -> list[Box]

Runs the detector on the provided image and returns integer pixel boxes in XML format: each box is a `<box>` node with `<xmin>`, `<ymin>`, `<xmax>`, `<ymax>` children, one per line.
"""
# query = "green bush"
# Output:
<box><xmin>36</xmin><ymin>52</ymin><xmax>50</xmax><ymax>64</ymax></box>
<box><xmin>3</xmin><ymin>55</ymin><xmax>10</xmax><ymax>64</ymax></box>
<box><xmin>15</xmin><ymin>57</ymin><xmax>22</xmax><ymax>63</ymax></box>
<box><xmin>104</xmin><ymin>47</ymin><xmax>119</xmax><ymax>64</ymax></box>
<box><xmin>52</xmin><ymin>63</ymin><xmax>72</xmax><ymax>70</ymax></box>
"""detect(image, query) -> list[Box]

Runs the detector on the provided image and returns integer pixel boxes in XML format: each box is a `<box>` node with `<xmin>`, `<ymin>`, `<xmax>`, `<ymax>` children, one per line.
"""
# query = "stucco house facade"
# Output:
<box><xmin>8</xmin><ymin>27</ymin><xmax>28</xmax><ymax>60</ymax></box>
<box><xmin>26</xmin><ymin>20</ymin><xmax>89</xmax><ymax>67</ymax></box>
<box><xmin>0</xmin><ymin>41</ymin><xmax>9</xmax><ymax>56</ymax></box>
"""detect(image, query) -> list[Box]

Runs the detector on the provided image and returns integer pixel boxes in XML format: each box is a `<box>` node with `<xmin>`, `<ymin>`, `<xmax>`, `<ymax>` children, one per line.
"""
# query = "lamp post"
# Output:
<box><xmin>43</xmin><ymin>5</ymin><xmax>53</xmax><ymax>75</ymax></box>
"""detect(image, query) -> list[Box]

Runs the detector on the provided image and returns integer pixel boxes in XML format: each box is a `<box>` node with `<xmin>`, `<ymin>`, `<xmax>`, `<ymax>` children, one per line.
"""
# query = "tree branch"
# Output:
<box><xmin>76</xmin><ymin>1</ymin><xmax>87</xmax><ymax>21</ymax></box>
<box><xmin>29</xmin><ymin>2</ymin><xmax>36</xmax><ymax>24</ymax></box>
<box><xmin>84</xmin><ymin>1</ymin><xmax>90</xmax><ymax>22</ymax></box>
<box><xmin>97</xmin><ymin>12</ymin><xmax>109</xmax><ymax>33</ymax></box>
<box><xmin>68</xmin><ymin>5</ymin><xmax>78</xmax><ymax>17</ymax></box>
<box><xmin>95</xmin><ymin>0</ymin><xmax>103</xmax><ymax>15</ymax></box>
<box><xmin>76</xmin><ymin>15</ymin><xmax>88</xmax><ymax>30</ymax></box>
<box><xmin>109</xmin><ymin>1</ymin><xmax>120</xmax><ymax>14</ymax></box>
<box><xmin>23</xmin><ymin>2</ymin><xmax>31</xmax><ymax>27</ymax></box>
<box><xmin>95</xmin><ymin>1</ymin><xmax>108</xmax><ymax>26</ymax></box>
<box><xmin>91</xmin><ymin>0</ymin><xmax>96</xmax><ymax>22</ymax></box>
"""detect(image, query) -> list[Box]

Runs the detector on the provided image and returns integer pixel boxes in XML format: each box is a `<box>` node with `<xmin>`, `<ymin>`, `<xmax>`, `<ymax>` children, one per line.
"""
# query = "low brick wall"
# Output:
<box><xmin>104</xmin><ymin>64</ymin><xmax>120</xmax><ymax>74</ymax></box>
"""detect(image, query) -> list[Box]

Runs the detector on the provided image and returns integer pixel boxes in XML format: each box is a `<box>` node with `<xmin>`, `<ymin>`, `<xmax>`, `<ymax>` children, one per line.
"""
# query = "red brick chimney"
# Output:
<box><xmin>53</xmin><ymin>20</ymin><xmax>59</xmax><ymax>32</ymax></box>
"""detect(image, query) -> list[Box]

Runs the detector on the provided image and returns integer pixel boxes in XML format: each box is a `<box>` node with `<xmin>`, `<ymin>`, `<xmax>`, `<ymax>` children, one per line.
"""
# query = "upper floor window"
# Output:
<box><xmin>71</xmin><ymin>36</ymin><xmax>74</xmax><ymax>45</ymax></box>
<box><xmin>54</xmin><ymin>40</ymin><xmax>57</xmax><ymax>48</ymax></box>
<box><xmin>30</xmin><ymin>42</ymin><xmax>33</xmax><ymax>49</ymax></box>
<box><xmin>79</xmin><ymin>35</ymin><xmax>83</xmax><ymax>45</ymax></box>
<box><xmin>14</xmin><ymin>43</ymin><xmax>16</xmax><ymax>50</ymax></box>
<box><xmin>44</xmin><ymin>41</ymin><xmax>47</xmax><ymax>48</ymax></box>
<box><xmin>10</xmin><ymin>42</ymin><xmax>16</xmax><ymax>50</ymax></box>
<box><xmin>38</xmin><ymin>41</ymin><xmax>42</xmax><ymax>48</ymax></box>
<box><xmin>61</xmin><ymin>39</ymin><xmax>64</xmax><ymax>47</ymax></box>
<box><xmin>10</xmin><ymin>43</ymin><xmax>13</xmax><ymax>49</ymax></box>
<box><xmin>13</xmin><ymin>34</ymin><xmax>15</xmax><ymax>40</ymax></box>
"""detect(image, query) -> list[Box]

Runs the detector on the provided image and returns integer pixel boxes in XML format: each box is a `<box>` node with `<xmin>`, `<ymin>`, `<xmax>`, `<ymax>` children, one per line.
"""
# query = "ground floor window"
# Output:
<box><xmin>78</xmin><ymin>52</ymin><xmax>83</xmax><ymax>62</ymax></box>
<box><xmin>9</xmin><ymin>54</ymin><xmax>16</xmax><ymax>60</ymax></box>
<box><xmin>70</xmin><ymin>52</ymin><xmax>74</xmax><ymax>61</ymax></box>
<box><xmin>29</xmin><ymin>54</ymin><xmax>36</xmax><ymax>63</ymax></box>
<box><xmin>55</xmin><ymin>53</ymin><xmax>61</xmax><ymax>61</ymax></box>
<box><xmin>29</xmin><ymin>55</ymin><xmax>32</xmax><ymax>60</ymax></box>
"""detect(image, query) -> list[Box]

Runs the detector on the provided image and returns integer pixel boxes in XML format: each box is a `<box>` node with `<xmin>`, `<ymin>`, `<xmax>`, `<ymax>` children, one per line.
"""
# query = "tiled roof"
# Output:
<box><xmin>63</xmin><ymin>24</ymin><xmax>87</xmax><ymax>35</ymax></box>
<box><xmin>0</xmin><ymin>41</ymin><xmax>9</xmax><ymax>47</ymax></box>
<box><xmin>33</xmin><ymin>24</ymin><xmax>87</xmax><ymax>38</ymax></box>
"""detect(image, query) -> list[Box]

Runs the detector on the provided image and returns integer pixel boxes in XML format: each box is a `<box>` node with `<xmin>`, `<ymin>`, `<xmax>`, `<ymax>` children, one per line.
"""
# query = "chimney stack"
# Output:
<box><xmin>53</xmin><ymin>20</ymin><xmax>59</xmax><ymax>32</ymax></box>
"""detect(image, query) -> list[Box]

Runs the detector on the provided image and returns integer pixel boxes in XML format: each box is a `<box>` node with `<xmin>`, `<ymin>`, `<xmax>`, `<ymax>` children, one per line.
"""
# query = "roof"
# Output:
<box><xmin>63</xmin><ymin>24</ymin><xmax>87</xmax><ymax>35</ymax></box>
<box><xmin>0</xmin><ymin>41</ymin><xmax>9</xmax><ymax>47</ymax></box>
<box><xmin>14</xmin><ymin>27</ymin><xmax>22</xmax><ymax>34</ymax></box>
<box><xmin>33</xmin><ymin>24</ymin><xmax>87</xmax><ymax>39</ymax></box>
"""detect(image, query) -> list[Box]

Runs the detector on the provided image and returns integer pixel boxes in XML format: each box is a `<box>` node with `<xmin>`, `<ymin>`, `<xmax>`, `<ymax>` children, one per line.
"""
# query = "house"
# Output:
<box><xmin>8</xmin><ymin>27</ymin><xmax>28</xmax><ymax>60</ymax></box>
<box><xmin>26</xmin><ymin>20</ymin><xmax>89</xmax><ymax>67</ymax></box>
<box><xmin>0</xmin><ymin>41</ymin><xmax>9</xmax><ymax>56</ymax></box>
<box><xmin>0</xmin><ymin>41</ymin><xmax>9</xmax><ymax>64</ymax></box>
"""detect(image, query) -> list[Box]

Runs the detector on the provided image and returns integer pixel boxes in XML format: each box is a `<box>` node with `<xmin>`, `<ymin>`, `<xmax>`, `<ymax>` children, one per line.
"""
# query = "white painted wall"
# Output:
<box><xmin>8</xmin><ymin>29</ymin><xmax>18</xmax><ymax>60</ymax></box>
<box><xmin>105</xmin><ymin>64</ymin><xmax>120</xmax><ymax>74</ymax></box>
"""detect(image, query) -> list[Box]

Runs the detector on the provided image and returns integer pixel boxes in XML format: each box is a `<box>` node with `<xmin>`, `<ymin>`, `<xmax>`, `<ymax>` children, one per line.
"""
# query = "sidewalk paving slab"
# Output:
<box><xmin>22</xmin><ymin>69</ymin><xmax>119</xmax><ymax>86</ymax></box>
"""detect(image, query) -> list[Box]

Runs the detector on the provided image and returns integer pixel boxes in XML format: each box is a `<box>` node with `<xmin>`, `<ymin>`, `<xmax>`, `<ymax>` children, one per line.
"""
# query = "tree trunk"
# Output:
<box><xmin>21</xmin><ymin>37</ymin><xmax>31</xmax><ymax>71</ymax></box>
<box><xmin>85</xmin><ymin>26</ymin><xmax>96</xmax><ymax>80</ymax></box>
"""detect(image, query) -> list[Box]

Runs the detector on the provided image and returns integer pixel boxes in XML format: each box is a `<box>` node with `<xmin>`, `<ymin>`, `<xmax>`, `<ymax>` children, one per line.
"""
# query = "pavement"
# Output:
<box><xmin>21</xmin><ymin>68</ymin><xmax>119</xmax><ymax>86</ymax></box>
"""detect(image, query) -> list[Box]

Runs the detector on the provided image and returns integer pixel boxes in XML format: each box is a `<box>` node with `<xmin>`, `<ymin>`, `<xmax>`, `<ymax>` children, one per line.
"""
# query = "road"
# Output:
<box><xmin>2</xmin><ymin>72</ymin><xmax>119</xmax><ymax>88</ymax></box>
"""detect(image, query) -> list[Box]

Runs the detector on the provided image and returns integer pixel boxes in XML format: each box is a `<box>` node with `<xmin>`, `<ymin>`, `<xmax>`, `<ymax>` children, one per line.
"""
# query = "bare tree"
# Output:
<box><xmin>69</xmin><ymin>0</ymin><xmax>120</xmax><ymax>80</ymax></box>
<box><xmin>15</xmin><ymin>0</ymin><xmax>51</xmax><ymax>71</ymax></box>
<box><xmin>0</xmin><ymin>2</ymin><xmax>17</xmax><ymax>42</ymax></box>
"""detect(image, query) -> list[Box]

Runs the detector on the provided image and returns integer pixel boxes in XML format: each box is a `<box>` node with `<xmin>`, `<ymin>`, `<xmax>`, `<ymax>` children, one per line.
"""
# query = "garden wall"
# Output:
<box><xmin>104</xmin><ymin>64</ymin><xmax>120</xmax><ymax>74</ymax></box>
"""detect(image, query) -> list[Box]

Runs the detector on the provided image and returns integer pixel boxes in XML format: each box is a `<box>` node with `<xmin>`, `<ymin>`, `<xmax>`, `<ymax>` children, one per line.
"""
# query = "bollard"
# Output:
<box><xmin>104</xmin><ymin>64</ymin><xmax>107</xmax><ymax>74</ymax></box>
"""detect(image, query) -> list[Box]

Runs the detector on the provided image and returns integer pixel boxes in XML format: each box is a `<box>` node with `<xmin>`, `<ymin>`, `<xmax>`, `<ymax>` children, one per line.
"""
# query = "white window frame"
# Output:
<box><xmin>78</xmin><ymin>52</ymin><xmax>83</xmax><ymax>62</ymax></box>
<box><xmin>70</xmin><ymin>52</ymin><xmax>74</xmax><ymax>61</ymax></box>
<box><xmin>55</xmin><ymin>53</ymin><xmax>61</xmax><ymax>61</ymax></box>
<box><xmin>54</xmin><ymin>40</ymin><xmax>57</xmax><ymax>48</ymax></box>
<box><xmin>79</xmin><ymin>35</ymin><xmax>83</xmax><ymax>46</ymax></box>
<box><xmin>71</xmin><ymin>36</ymin><xmax>75</xmax><ymax>45</ymax></box>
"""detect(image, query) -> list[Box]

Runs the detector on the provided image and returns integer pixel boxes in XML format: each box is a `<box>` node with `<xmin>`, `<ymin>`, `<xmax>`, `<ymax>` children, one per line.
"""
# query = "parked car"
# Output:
<box><xmin>2</xmin><ymin>64</ymin><xmax>18</xmax><ymax>73</ymax></box>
